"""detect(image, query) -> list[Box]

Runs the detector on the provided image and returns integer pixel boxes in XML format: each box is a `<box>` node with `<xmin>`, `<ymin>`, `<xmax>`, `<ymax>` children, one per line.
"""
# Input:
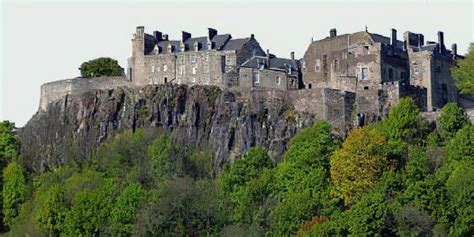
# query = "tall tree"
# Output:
<box><xmin>2</xmin><ymin>162</ymin><xmax>27</xmax><ymax>228</ymax></box>
<box><xmin>452</xmin><ymin>43</ymin><xmax>474</xmax><ymax>95</ymax></box>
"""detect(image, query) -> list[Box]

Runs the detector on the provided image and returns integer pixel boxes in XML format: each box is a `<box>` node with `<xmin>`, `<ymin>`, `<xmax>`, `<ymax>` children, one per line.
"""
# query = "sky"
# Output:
<box><xmin>1</xmin><ymin>0</ymin><xmax>473</xmax><ymax>127</ymax></box>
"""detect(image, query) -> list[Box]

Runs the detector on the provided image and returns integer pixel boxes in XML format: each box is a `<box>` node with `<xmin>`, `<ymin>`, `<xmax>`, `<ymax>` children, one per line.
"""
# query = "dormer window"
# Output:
<box><xmin>154</xmin><ymin>45</ymin><xmax>159</xmax><ymax>54</ymax></box>
<box><xmin>167</xmin><ymin>44</ymin><xmax>173</xmax><ymax>53</ymax></box>
<box><xmin>257</xmin><ymin>59</ymin><xmax>265</xmax><ymax>70</ymax></box>
<box><xmin>194</xmin><ymin>42</ymin><xmax>199</xmax><ymax>51</ymax></box>
<box><xmin>207</xmin><ymin>41</ymin><xmax>212</xmax><ymax>50</ymax></box>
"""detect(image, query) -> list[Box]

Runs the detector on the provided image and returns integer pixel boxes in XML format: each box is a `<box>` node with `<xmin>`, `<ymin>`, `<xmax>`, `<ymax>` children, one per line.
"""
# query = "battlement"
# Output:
<box><xmin>39</xmin><ymin>76</ymin><xmax>131</xmax><ymax>111</ymax></box>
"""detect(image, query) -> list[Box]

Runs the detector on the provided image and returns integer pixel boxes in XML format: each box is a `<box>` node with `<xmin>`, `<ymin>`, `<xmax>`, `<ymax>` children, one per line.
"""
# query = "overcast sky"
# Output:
<box><xmin>1</xmin><ymin>0</ymin><xmax>473</xmax><ymax>126</ymax></box>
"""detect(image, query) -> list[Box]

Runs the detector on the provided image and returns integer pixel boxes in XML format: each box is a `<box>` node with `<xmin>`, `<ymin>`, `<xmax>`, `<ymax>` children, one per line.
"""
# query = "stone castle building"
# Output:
<box><xmin>301</xmin><ymin>28</ymin><xmax>462</xmax><ymax>122</ymax></box>
<box><xmin>38</xmin><ymin>26</ymin><xmax>466</xmax><ymax>128</ymax></box>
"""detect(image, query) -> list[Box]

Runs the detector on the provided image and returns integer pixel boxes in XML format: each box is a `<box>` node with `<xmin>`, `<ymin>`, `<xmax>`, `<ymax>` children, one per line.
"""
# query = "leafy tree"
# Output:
<box><xmin>452</xmin><ymin>43</ymin><xmax>474</xmax><ymax>95</ymax></box>
<box><xmin>62</xmin><ymin>178</ymin><xmax>115</xmax><ymax>235</ymax></box>
<box><xmin>0</xmin><ymin>121</ymin><xmax>18</xmax><ymax>162</ymax></box>
<box><xmin>445</xmin><ymin>124</ymin><xmax>473</xmax><ymax>166</ymax></box>
<box><xmin>330</xmin><ymin>127</ymin><xmax>390</xmax><ymax>205</ymax></box>
<box><xmin>438</xmin><ymin>103</ymin><xmax>470</xmax><ymax>141</ymax></box>
<box><xmin>218</xmin><ymin>147</ymin><xmax>274</xmax><ymax>194</ymax></box>
<box><xmin>79</xmin><ymin>57</ymin><xmax>123</xmax><ymax>78</ymax></box>
<box><xmin>141</xmin><ymin>177</ymin><xmax>227</xmax><ymax>236</ymax></box>
<box><xmin>110</xmin><ymin>183</ymin><xmax>145</xmax><ymax>235</ymax></box>
<box><xmin>34</xmin><ymin>184</ymin><xmax>66</xmax><ymax>234</ymax></box>
<box><xmin>445</xmin><ymin>162</ymin><xmax>474</xmax><ymax>236</ymax></box>
<box><xmin>394</xmin><ymin>204</ymin><xmax>434</xmax><ymax>236</ymax></box>
<box><xmin>218</xmin><ymin>147</ymin><xmax>274</xmax><ymax>224</ymax></box>
<box><xmin>2</xmin><ymin>162</ymin><xmax>28</xmax><ymax>228</ymax></box>
<box><xmin>148</xmin><ymin>134</ymin><xmax>186</xmax><ymax>179</ymax></box>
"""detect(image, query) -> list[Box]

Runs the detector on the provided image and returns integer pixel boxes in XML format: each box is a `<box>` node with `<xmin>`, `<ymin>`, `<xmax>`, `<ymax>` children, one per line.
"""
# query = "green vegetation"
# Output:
<box><xmin>79</xmin><ymin>57</ymin><xmax>124</xmax><ymax>78</ymax></box>
<box><xmin>0</xmin><ymin>99</ymin><xmax>472</xmax><ymax>236</ymax></box>
<box><xmin>452</xmin><ymin>43</ymin><xmax>474</xmax><ymax>95</ymax></box>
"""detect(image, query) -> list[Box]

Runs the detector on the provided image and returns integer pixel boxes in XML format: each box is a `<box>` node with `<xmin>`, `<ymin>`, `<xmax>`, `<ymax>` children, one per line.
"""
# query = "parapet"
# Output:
<box><xmin>39</xmin><ymin>76</ymin><xmax>131</xmax><ymax>111</ymax></box>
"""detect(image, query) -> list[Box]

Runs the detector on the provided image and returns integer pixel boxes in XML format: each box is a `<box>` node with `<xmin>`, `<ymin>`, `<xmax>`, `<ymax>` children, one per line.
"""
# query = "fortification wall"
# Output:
<box><xmin>40</xmin><ymin>76</ymin><xmax>131</xmax><ymax>111</ymax></box>
<box><xmin>289</xmin><ymin>88</ymin><xmax>355</xmax><ymax>132</ymax></box>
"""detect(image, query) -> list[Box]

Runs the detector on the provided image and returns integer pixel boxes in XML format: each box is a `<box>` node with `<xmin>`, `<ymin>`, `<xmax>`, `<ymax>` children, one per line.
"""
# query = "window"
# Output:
<box><xmin>163</xmin><ymin>65</ymin><xmax>168</xmax><ymax>72</ymax></box>
<box><xmin>207</xmin><ymin>42</ymin><xmax>212</xmax><ymax>50</ymax></box>
<box><xmin>413</xmin><ymin>62</ymin><xmax>419</xmax><ymax>75</ymax></box>
<box><xmin>194</xmin><ymin>42</ymin><xmax>199</xmax><ymax>51</ymax></box>
<box><xmin>151</xmin><ymin>65</ymin><xmax>155</xmax><ymax>73</ymax></box>
<box><xmin>179</xmin><ymin>65</ymin><xmax>184</xmax><ymax>75</ymax></box>
<box><xmin>191</xmin><ymin>55</ymin><xmax>197</xmax><ymax>63</ymax></box>
<box><xmin>205</xmin><ymin>53</ymin><xmax>209</xmax><ymax>62</ymax></box>
<box><xmin>361</xmin><ymin>67</ymin><xmax>369</xmax><ymax>79</ymax></box>
<box><xmin>334</xmin><ymin>59</ymin><xmax>339</xmax><ymax>72</ymax></box>
<box><xmin>258</xmin><ymin>59</ymin><xmax>265</xmax><ymax>70</ymax></box>
<box><xmin>388</xmin><ymin>68</ymin><xmax>393</xmax><ymax>80</ymax></box>
<box><xmin>252</xmin><ymin>72</ymin><xmax>260</xmax><ymax>87</ymax></box>
<box><xmin>275</xmin><ymin>76</ymin><xmax>281</xmax><ymax>85</ymax></box>
<box><xmin>191</xmin><ymin>77</ymin><xmax>196</xmax><ymax>83</ymax></box>
<box><xmin>400</xmin><ymin>72</ymin><xmax>406</xmax><ymax>80</ymax></box>
<box><xmin>192</xmin><ymin>66</ymin><xmax>197</xmax><ymax>75</ymax></box>
<box><xmin>315</xmin><ymin>59</ymin><xmax>321</xmax><ymax>72</ymax></box>
<box><xmin>442</xmin><ymin>83</ymin><xmax>448</xmax><ymax>105</ymax></box>
<box><xmin>322</xmin><ymin>55</ymin><xmax>328</xmax><ymax>72</ymax></box>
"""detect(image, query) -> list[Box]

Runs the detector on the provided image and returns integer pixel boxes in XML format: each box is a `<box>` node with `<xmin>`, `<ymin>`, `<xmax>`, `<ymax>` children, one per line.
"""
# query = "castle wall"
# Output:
<box><xmin>239</xmin><ymin>67</ymin><xmax>297</xmax><ymax>91</ymax></box>
<box><xmin>39</xmin><ymin>77</ymin><xmax>131</xmax><ymax>111</ymax></box>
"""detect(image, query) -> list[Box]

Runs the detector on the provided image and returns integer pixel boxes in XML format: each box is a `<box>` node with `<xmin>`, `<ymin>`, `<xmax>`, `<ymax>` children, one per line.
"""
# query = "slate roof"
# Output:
<box><xmin>241</xmin><ymin>56</ymin><xmax>299</xmax><ymax>76</ymax></box>
<box><xmin>145</xmin><ymin>32</ymin><xmax>247</xmax><ymax>55</ymax></box>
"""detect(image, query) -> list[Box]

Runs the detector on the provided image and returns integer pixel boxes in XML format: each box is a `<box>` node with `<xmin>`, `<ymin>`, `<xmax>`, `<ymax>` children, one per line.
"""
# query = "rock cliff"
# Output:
<box><xmin>20</xmin><ymin>84</ymin><xmax>329</xmax><ymax>173</ymax></box>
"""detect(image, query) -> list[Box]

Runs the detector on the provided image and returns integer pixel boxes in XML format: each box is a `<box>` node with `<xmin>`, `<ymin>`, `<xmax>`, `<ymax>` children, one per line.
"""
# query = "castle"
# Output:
<box><xmin>126</xmin><ymin>26</ymin><xmax>462</xmax><ymax>122</ymax></box>
<box><xmin>40</xmin><ymin>26</ymin><xmax>465</xmax><ymax>127</ymax></box>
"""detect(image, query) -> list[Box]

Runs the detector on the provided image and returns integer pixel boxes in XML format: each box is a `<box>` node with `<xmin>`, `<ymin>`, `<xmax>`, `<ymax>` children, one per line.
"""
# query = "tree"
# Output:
<box><xmin>110</xmin><ymin>183</ymin><xmax>145</xmax><ymax>235</ymax></box>
<box><xmin>0</xmin><ymin>121</ymin><xmax>18</xmax><ymax>162</ymax></box>
<box><xmin>2</xmin><ymin>162</ymin><xmax>28</xmax><ymax>228</ymax></box>
<box><xmin>452</xmin><ymin>43</ymin><xmax>474</xmax><ymax>95</ymax></box>
<box><xmin>330</xmin><ymin>127</ymin><xmax>390</xmax><ymax>205</ymax></box>
<box><xmin>79</xmin><ymin>57</ymin><xmax>124</xmax><ymax>78</ymax></box>
<box><xmin>438</xmin><ymin>103</ymin><xmax>470</xmax><ymax>141</ymax></box>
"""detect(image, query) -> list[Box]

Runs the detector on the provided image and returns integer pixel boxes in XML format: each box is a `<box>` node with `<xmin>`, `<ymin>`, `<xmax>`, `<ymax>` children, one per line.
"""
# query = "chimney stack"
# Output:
<box><xmin>153</xmin><ymin>31</ymin><xmax>163</xmax><ymax>42</ymax></box>
<box><xmin>330</xmin><ymin>28</ymin><xmax>337</xmax><ymax>38</ymax></box>
<box><xmin>182</xmin><ymin>31</ymin><xmax>192</xmax><ymax>42</ymax></box>
<box><xmin>208</xmin><ymin>28</ymin><xmax>217</xmax><ymax>40</ymax></box>
<box><xmin>437</xmin><ymin>31</ymin><xmax>445</xmax><ymax>54</ymax></box>
<box><xmin>291</xmin><ymin>52</ymin><xmax>295</xmax><ymax>61</ymax></box>
<box><xmin>136</xmin><ymin>26</ymin><xmax>145</xmax><ymax>35</ymax></box>
<box><xmin>418</xmin><ymin>34</ymin><xmax>424</xmax><ymax>48</ymax></box>
<box><xmin>451</xmin><ymin>43</ymin><xmax>457</xmax><ymax>56</ymax></box>
<box><xmin>391</xmin><ymin>29</ymin><xmax>397</xmax><ymax>46</ymax></box>
<box><xmin>162</xmin><ymin>34</ymin><xmax>169</xmax><ymax>41</ymax></box>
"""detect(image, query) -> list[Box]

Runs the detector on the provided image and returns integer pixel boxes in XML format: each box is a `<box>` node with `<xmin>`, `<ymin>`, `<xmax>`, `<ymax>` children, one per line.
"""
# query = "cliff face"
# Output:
<box><xmin>20</xmin><ymin>84</ymin><xmax>320</xmax><ymax>173</ymax></box>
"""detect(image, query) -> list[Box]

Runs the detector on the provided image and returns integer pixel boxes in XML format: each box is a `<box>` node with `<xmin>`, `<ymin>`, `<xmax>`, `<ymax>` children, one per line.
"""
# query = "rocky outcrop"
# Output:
<box><xmin>20</xmin><ymin>84</ymin><xmax>329</xmax><ymax>173</ymax></box>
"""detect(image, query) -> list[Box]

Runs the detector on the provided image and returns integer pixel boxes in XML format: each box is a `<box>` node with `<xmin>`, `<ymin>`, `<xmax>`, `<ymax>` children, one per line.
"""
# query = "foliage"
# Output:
<box><xmin>438</xmin><ymin>103</ymin><xmax>470</xmax><ymax>141</ymax></box>
<box><xmin>2</xmin><ymin>98</ymin><xmax>473</xmax><ymax>236</ymax></box>
<box><xmin>0</xmin><ymin>121</ymin><xmax>18</xmax><ymax>162</ymax></box>
<box><xmin>2</xmin><ymin>162</ymin><xmax>28</xmax><ymax>228</ymax></box>
<box><xmin>330</xmin><ymin>127</ymin><xmax>389</xmax><ymax>205</ymax></box>
<box><xmin>452</xmin><ymin>43</ymin><xmax>474</xmax><ymax>95</ymax></box>
<box><xmin>79</xmin><ymin>57</ymin><xmax>123</xmax><ymax>78</ymax></box>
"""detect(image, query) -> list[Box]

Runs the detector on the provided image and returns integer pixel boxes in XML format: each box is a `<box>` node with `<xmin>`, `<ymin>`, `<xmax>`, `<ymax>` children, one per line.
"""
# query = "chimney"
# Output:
<box><xmin>437</xmin><ymin>31</ymin><xmax>445</xmax><ymax>54</ymax></box>
<box><xmin>162</xmin><ymin>34</ymin><xmax>169</xmax><ymax>41</ymax></box>
<box><xmin>208</xmin><ymin>28</ymin><xmax>217</xmax><ymax>40</ymax></box>
<box><xmin>291</xmin><ymin>52</ymin><xmax>295</xmax><ymax>61</ymax></box>
<box><xmin>330</xmin><ymin>28</ymin><xmax>337</xmax><ymax>38</ymax></box>
<box><xmin>418</xmin><ymin>34</ymin><xmax>424</xmax><ymax>48</ymax></box>
<box><xmin>153</xmin><ymin>31</ymin><xmax>162</xmax><ymax>42</ymax></box>
<box><xmin>136</xmin><ymin>26</ymin><xmax>145</xmax><ymax>35</ymax></box>
<box><xmin>182</xmin><ymin>31</ymin><xmax>192</xmax><ymax>42</ymax></box>
<box><xmin>391</xmin><ymin>29</ymin><xmax>397</xmax><ymax>46</ymax></box>
<box><xmin>451</xmin><ymin>43</ymin><xmax>457</xmax><ymax>56</ymax></box>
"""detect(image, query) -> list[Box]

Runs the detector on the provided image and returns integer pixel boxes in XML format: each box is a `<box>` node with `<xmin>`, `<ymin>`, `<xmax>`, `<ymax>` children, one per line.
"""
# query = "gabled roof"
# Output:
<box><xmin>223</xmin><ymin>38</ymin><xmax>250</xmax><ymax>51</ymax></box>
<box><xmin>241</xmin><ymin>55</ymin><xmax>299</xmax><ymax>76</ymax></box>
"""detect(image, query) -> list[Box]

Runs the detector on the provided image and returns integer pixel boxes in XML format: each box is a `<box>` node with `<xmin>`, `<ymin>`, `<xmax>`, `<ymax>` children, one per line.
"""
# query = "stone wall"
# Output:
<box><xmin>39</xmin><ymin>76</ymin><xmax>131</xmax><ymax>111</ymax></box>
<box><xmin>239</xmin><ymin>67</ymin><xmax>297</xmax><ymax>91</ymax></box>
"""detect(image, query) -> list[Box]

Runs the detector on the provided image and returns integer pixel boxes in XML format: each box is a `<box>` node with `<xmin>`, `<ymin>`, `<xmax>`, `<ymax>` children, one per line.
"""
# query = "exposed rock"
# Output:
<box><xmin>20</xmin><ymin>84</ymin><xmax>325</xmax><ymax>173</ymax></box>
